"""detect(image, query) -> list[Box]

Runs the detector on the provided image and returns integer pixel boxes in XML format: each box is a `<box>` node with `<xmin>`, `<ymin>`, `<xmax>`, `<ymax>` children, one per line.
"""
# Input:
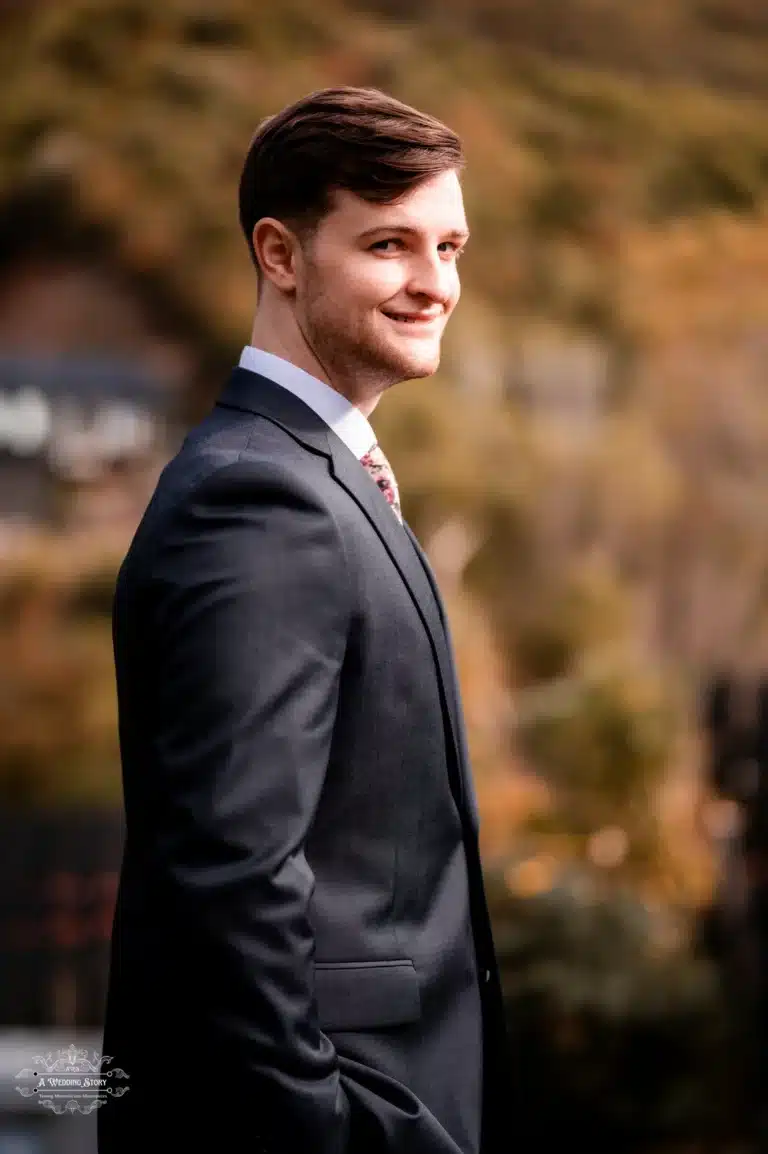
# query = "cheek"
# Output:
<box><xmin>346</xmin><ymin>257</ymin><xmax>406</xmax><ymax>302</ymax></box>
<box><xmin>305</xmin><ymin>249</ymin><xmax>408</xmax><ymax>313</ymax></box>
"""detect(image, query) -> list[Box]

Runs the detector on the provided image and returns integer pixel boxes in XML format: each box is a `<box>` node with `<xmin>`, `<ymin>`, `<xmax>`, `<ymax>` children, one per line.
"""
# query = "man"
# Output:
<box><xmin>99</xmin><ymin>86</ymin><xmax>510</xmax><ymax>1154</ymax></box>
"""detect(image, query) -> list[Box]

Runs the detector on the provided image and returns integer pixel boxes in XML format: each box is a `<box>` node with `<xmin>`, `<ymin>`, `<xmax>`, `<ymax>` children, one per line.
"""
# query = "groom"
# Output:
<box><xmin>99</xmin><ymin>86</ymin><xmax>510</xmax><ymax>1153</ymax></box>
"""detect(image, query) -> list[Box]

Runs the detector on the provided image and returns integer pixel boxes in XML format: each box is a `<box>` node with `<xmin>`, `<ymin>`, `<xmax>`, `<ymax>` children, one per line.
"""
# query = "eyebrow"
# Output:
<box><xmin>358</xmin><ymin>224</ymin><xmax>470</xmax><ymax>242</ymax></box>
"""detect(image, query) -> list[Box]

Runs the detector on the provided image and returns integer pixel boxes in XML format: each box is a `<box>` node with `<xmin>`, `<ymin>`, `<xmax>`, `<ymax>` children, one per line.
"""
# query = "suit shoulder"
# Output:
<box><xmin>137</xmin><ymin>411</ymin><xmax>327</xmax><ymax>528</ymax></box>
<box><xmin>118</xmin><ymin>419</ymin><xmax>342</xmax><ymax>592</ymax></box>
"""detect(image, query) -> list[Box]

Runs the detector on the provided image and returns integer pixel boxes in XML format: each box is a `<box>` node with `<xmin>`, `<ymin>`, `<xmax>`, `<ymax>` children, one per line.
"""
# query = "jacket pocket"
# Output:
<box><xmin>313</xmin><ymin>958</ymin><xmax>421</xmax><ymax>1031</ymax></box>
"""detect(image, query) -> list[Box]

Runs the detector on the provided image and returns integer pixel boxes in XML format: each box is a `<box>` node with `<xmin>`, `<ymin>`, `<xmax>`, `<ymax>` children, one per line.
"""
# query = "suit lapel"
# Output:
<box><xmin>216</xmin><ymin>368</ymin><xmax>470</xmax><ymax>820</ymax></box>
<box><xmin>327</xmin><ymin>442</ymin><xmax>467</xmax><ymax>816</ymax></box>
<box><xmin>402</xmin><ymin>524</ymin><xmax>481</xmax><ymax>836</ymax></box>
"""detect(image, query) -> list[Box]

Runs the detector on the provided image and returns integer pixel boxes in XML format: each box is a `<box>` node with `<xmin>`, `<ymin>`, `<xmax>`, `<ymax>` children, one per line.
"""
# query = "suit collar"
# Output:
<box><xmin>217</xmin><ymin>366</ymin><xmax>334</xmax><ymax>459</ymax></box>
<box><xmin>237</xmin><ymin>348</ymin><xmax>376</xmax><ymax>459</ymax></box>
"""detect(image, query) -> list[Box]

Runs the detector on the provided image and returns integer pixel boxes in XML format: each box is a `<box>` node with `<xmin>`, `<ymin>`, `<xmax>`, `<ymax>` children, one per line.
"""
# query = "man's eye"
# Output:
<box><xmin>370</xmin><ymin>238</ymin><xmax>465</xmax><ymax>257</ymax></box>
<box><xmin>371</xmin><ymin>238</ymin><xmax>403</xmax><ymax>252</ymax></box>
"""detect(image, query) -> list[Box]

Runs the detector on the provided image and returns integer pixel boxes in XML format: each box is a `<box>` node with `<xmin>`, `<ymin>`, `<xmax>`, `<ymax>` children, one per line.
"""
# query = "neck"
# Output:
<box><xmin>249</xmin><ymin>299</ymin><xmax>381</xmax><ymax>419</ymax></box>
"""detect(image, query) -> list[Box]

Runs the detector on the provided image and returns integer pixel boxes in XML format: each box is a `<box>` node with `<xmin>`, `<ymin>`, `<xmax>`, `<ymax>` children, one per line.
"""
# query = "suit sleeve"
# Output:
<box><xmin>144</xmin><ymin>459</ymin><xmax>353</xmax><ymax>1154</ymax></box>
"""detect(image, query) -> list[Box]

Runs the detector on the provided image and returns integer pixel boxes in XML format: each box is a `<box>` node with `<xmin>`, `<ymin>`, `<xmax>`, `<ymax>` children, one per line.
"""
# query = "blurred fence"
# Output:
<box><xmin>0</xmin><ymin>810</ymin><xmax>123</xmax><ymax>1030</ymax></box>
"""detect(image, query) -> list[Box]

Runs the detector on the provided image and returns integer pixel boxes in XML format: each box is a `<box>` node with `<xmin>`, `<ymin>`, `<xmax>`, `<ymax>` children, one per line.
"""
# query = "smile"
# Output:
<box><xmin>383</xmin><ymin>312</ymin><xmax>440</xmax><ymax>326</ymax></box>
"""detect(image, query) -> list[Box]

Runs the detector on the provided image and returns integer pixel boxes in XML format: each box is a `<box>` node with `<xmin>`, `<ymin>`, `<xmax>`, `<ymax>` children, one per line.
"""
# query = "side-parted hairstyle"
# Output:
<box><xmin>238</xmin><ymin>86</ymin><xmax>464</xmax><ymax>282</ymax></box>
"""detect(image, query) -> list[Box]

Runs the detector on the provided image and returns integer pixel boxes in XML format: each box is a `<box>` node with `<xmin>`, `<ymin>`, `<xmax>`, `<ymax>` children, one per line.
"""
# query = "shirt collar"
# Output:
<box><xmin>238</xmin><ymin>346</ymin><xmax>376</xmax><ymax>459</ymax></box>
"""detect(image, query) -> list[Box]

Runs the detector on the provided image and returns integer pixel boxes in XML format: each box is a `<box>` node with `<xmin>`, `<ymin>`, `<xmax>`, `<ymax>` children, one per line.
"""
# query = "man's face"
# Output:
<box><xmin>294</xmin><ymin>169</ymin><xmax>468</xmax><ymax>396</ymax></box>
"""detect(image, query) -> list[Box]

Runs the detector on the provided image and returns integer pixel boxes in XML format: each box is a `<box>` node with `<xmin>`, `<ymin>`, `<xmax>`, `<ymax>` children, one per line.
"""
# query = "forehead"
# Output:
<box><xmin>324</xmin><ymin>169</ymin><xmax>467</xmax><ymax>235</ymax></box>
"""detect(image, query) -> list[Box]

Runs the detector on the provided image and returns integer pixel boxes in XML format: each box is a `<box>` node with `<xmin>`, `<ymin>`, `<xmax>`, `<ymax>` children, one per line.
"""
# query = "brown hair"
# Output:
<box><xmin>238</xmin><ymin>86</ymin><xmax>464</xmax><ymax>280</ymax></box>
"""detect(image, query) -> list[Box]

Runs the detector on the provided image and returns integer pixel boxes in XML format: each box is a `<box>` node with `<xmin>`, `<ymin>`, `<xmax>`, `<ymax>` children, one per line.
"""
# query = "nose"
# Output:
<box><xmin>405</xmin><ymin>252</ymin><xmax>457</xmax><ymax>307</ymax></box>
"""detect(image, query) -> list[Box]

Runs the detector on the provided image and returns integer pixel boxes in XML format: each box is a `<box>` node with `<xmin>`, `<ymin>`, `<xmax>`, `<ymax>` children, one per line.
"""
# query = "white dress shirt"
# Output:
<box><xmin>238</xmin><ymin>346</ymin><xmax>376</xmax><ymax>459</ymax></box>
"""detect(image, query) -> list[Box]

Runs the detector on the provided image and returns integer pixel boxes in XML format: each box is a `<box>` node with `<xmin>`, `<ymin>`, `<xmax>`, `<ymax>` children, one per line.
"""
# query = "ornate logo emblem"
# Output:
<box><xmin>15</xmin><ymin>1044</ymin><xmax>129</xmax><ymax>1115</ymax></box>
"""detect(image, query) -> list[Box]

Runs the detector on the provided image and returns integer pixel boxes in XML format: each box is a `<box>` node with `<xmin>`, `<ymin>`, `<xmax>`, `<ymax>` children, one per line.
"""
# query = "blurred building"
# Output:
<box><xmin>0</xmin><ymin>351</ymin><xmax>176</xmax><ymax>528</ymax></box>
<box><xmin>0</xmin><ymin>201</ymin><xmax>197</xmax><ymax>534</ymax></box>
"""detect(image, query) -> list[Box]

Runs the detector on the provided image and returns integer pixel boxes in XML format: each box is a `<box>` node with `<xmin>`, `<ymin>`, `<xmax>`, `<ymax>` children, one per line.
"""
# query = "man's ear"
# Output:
<box><xmin>252</xmin><ymin>217</ymin><xmax>297</xmax><ymax>293</ymax></box>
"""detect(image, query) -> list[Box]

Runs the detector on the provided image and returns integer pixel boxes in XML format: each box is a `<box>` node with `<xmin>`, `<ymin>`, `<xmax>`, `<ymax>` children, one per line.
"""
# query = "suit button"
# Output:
<box><xmin>483</xmin><ymin>968</ymin><xmax>490</xmax><ymax>983</ymax></box>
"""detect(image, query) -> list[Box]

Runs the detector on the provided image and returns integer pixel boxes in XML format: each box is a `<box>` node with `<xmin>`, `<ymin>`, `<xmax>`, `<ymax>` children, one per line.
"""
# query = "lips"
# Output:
<box><xmin>383</xmin><ymin>311</ymin><xmax>439</xmax><ymax>324</ymax></box>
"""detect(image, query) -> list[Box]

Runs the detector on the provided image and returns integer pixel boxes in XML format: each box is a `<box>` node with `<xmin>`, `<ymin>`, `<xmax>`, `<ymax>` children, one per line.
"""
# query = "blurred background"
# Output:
<box><xmin>2</xmin><ymin>0</ymin><xmax>768</xmax><ymax>1150</ymax></box>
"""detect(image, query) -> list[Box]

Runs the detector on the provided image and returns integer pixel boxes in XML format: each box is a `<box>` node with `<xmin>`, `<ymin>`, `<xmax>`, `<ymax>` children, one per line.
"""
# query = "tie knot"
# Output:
<box><xmin>359</xmin><ymin>442</ymin><xmax>402</xmax><ymax>524</ymax></box>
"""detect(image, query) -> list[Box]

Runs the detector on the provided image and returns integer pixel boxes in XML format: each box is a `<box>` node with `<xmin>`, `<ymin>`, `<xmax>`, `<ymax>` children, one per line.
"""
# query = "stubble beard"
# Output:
<box><xmin>302</xmin><ymin>288</ymin><xmax>441</xmax><ymax>398</ymax></box>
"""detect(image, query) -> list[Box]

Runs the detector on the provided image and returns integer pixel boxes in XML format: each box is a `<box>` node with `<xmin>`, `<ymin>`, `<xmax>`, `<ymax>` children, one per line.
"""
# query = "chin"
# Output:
<box><xmin>403</xmin><ymin>355</ymin><xmax>440</xmax><ymax>380</ymax></box>
<box><xmin>388</xmin><ymin>346</ymin><xmax>441</xmax><ymax>381</ymax></box>
<box><xmin>360</xmin><ymin>334</ymin><xmax>441</xmax><ymax>383</ymax></box>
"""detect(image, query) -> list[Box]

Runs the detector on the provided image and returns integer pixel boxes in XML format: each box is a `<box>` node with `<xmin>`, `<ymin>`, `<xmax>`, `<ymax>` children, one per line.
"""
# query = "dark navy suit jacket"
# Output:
<box><xmin>98</xmin><ymin>368</ymin><xmax>511</xmax><ymax>1153</ymax></box>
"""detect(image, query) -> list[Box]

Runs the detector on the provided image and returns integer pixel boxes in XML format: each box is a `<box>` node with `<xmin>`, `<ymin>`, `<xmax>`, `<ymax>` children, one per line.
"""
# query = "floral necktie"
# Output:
<box><xmin>359</xmin><ymin>441</ymin><xmax>403</xmax><ymax>524</ymax></box>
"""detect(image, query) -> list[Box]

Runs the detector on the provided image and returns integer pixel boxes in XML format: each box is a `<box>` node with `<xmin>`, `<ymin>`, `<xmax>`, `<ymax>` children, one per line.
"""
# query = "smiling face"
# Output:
<box><xmin>291</xmin><ymin>168</ymin><xmax>468</xmax><ymax>401</ymax></box>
